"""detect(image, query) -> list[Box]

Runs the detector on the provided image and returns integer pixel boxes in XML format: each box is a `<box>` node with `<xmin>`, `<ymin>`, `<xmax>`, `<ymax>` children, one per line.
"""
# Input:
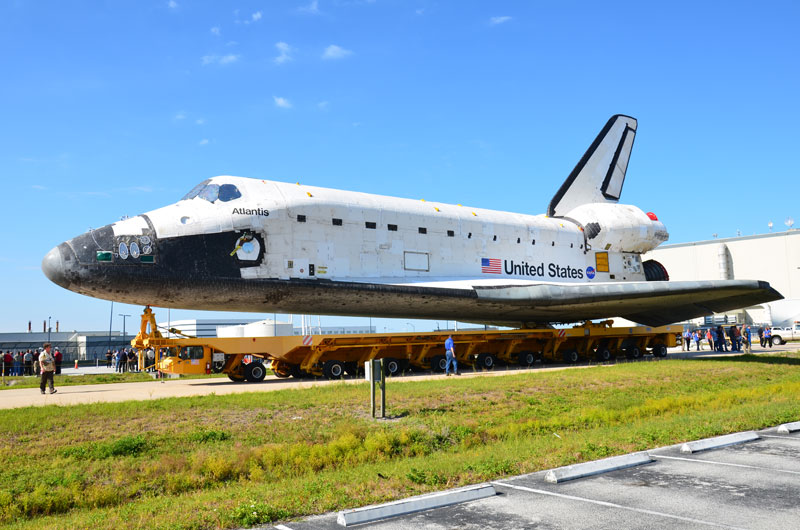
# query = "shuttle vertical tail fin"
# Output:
<box><xmin>547</xmin><ymin>114</ymin><xmax>637</xmax><ymax>217</ymax></box>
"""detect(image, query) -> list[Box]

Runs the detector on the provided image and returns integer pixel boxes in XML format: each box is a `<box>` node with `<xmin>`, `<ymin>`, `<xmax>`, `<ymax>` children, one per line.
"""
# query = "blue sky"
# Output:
<box><xmin>1</xmin><ymin>1</ymin><xmax>798</xmax><ymax>334</ymax></box>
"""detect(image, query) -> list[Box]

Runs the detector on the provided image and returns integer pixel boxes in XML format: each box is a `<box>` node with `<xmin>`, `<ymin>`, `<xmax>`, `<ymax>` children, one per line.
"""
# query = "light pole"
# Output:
<box><xmin>119</xmin><ymin>314</ymin><xmax>131</xmax><ymax>343</ymax></box>
<box><xmin>47</xmin><ymin>316</ymin><xmax>52</xmax><ymax>342</ymax></box>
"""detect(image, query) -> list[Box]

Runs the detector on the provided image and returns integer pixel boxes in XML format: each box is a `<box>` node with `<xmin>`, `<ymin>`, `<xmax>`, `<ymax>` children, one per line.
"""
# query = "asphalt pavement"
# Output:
<box><xmin>273</xmin><ymin>424</ymin><xmax>800</xmax><ymax>530</ymax></box>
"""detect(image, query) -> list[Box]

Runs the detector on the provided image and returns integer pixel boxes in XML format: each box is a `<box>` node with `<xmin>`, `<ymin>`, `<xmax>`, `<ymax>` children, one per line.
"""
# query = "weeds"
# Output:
<box><xmin>0</xmin><ymin>353</ymin><xmax>798</xmax><ymax>529</ymax></box>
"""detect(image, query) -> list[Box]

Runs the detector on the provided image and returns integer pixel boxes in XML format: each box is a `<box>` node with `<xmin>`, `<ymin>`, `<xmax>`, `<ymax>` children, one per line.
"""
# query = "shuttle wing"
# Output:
<box><xmin>472</xmin><ymin>280</ymin><xmax>783</xmax><ymax>327</ymax></box>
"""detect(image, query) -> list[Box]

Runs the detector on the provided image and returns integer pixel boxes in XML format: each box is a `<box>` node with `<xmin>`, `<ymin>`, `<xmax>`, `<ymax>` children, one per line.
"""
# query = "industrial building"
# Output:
<box><xmin>645</xmin><ymin>229</ymin><xmax>800</xmax><ymax>326</ymax></box>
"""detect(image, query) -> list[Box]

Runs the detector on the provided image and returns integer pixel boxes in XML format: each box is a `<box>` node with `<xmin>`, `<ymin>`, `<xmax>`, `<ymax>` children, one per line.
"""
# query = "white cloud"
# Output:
<box><xmin>252</xmin><ymin>11</ymin><xmax>262</xmax><ymax>22</ymax></box>
<box><xmin>317</xmin><ymin>101</ymin><xmax>329</xmax><ymax>110</ymax></box>
<box><xmin>322</xmin><ymin>44</ymin><xmax>352</xmax><ymax>60</ymax></box>
<box><xmin>198</xmin><ymin>139</ymin><xmax>209</xmax><ymax>146</ymax></box>
<box><xmin>195</xmin><ymin>118</ymin><xmax>205</xmax><ymax>125</ymax></box>
<box><xmin>32</xmin><ymin>184</ymin><xmax>47</xmax><ymax>190</ymax></box>
<box><xmin>490</xmin><ymin>16</ymin><xmax>512</xmax><ymax>25</ymax></box>
<box><xmin>416</xmin><ymin>8</ymin><xmax>425</xmax><ymax>15</ymax></box>
<box><xmin>274</xmin><ymin>42</ymin><xmax>292</xmax><ymax>64</ymax></box>
<box><xmin>299</xmin><ymin>1</ymin><xmax>320</xmax><ymax>15</ymax></box>
<box><xmin>202</xmin><ymin>54</ymin><xmax>240</xmax><ymax>65</ymax></box>
<box><xmin>273</xmin><ymin>96</ymin><xmax>292</xmax><ymax>109</ymax></box>
<box><xmin>167</xmin><ymin>1</ymin><xmax>178</xmax><ymax>9</ymax></box>
<box><xmin>174</xmin><ymin>112</ymin><xmax>186</xmax><ymax>120</ymax></box>
<box><xmin>210</xmin><ymin>27</ymin><xmax>221</xmax><ymax>36</ymax></box>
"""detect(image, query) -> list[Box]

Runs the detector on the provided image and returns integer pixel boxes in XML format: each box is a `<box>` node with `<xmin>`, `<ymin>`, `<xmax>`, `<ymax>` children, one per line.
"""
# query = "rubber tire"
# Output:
<box><xmin>384</xmin><ymin>358</ymin><xmax>402</xmax><ymax>377</ymax></box>
<box><xmin>289</xmin><ymin>364</ymin><xmax>311</xmax><ymax>379</ymax></box>
<box><xmin>344</xmin><ymin>361</ymin><xmax>361</xmax><ymax>376</ymax></box>
<box><xmin>227</xmin><ymin>373</ymin><xmax>245</xmax><ymax>383</ymax></box>
<box><xmin>476</xmin><ymin>353</ymin><xmax>496</xmax><ymax>370</ymax></box>
<box><xmin>323</xmin><ymin>360</ymin><xmax>345</xmax><ymax>379</ymax></box>
<box><xmin>518</xmin><ymin>351</ymin><xmax>536</xmax><ymax>366</ymax></box>
<box><xmin>430</xmin><ymin>355</ymin><xmax>447</xmax><ymax>372</ymax></box>
<box><xmin>627</xmin><ymin>346</ymin><xmax>642</xmax><ymax>360</ymax></box>
<box><xmin>245</xmin><ymin>362</ymin><xmax>267</xmax><ymax>382</ymax></box>
<box><xmin>772</xmin><ymin>336</ymin><xmax>783</xmax><ymax>346</ymax></box>
<box><xmin>563</xmin><ymin>350</ymin><xmax>579</xmax><ymax>364</ymax></box>
<box><xmin>271</xmin><ymin>361</ymin><xmax>292</xmax><ymax>378</ymax></box>
<box><xmin>596</xmin><ymin>347</ymin><xmax>612</xmax><ymax>362</ymax></box>
<box><xmin>652</xmin><ymin>344</ymin><xmax>668</xmax><ymax>358</ymax></box>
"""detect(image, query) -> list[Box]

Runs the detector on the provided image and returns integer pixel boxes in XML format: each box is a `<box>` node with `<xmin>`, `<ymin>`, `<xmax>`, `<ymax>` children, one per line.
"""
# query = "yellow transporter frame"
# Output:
<box><xmin>130</xmin><ymin>307</ymin><xmax>678</xmax><ymax>380</ymax></box>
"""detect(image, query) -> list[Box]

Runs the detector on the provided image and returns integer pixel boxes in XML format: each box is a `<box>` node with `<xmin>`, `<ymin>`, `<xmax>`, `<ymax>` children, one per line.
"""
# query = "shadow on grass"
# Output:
<box><xmin>691</xmin><ymin>353</ymin><xmax>800</xmax><ymax>366</ymax></box>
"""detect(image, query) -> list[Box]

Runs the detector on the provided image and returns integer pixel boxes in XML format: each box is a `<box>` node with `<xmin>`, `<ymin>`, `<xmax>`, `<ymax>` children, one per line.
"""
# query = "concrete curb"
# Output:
<box><xmin>680</xmin><ymin>431</ymin><xmax>760</xmax><ymax>453</ymax></box>
<box><xmin>777</xmin><ymin>421</ymin><xmax>800</xmax><ymax>434</ymax></box>
<box><xmin>544</xmin><ymin>451</ymin><xmax>653</xmax><ymax>484</ymax></box>
<box><xmin>335</xmin><ymin>483</ymin><xmax>496</xmax><ymax>526</ymax></box>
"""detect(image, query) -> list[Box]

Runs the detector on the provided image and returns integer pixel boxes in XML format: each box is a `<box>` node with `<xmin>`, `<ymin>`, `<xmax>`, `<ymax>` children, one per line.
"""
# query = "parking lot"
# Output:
<box><xmin>276</xmin><ymin>424</ymin><xmax>800</xmax><ymax>529</ymax></box>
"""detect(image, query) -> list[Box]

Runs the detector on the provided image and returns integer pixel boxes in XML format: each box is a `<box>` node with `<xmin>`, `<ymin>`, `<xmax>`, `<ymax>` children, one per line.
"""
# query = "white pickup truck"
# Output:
<box><xmin>767</xmin><ymin>323</ymin><xmax>800</xmax><ymax>345</ymax></box>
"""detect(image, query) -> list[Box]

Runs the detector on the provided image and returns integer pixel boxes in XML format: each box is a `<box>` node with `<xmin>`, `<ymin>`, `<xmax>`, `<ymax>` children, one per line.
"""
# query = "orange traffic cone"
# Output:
<box><xmin>74</xmin><ymin>359</ymin><xmax>78</xmax><ymax>369</ymax></box>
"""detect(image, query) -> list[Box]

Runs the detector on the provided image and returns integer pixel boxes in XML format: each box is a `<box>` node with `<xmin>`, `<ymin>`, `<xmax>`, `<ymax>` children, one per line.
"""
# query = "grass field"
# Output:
<box><xmin>2</xmin><ymin>353</ymin><xmax>799</xmax><ymax>529</ymax></box>
<box><xmin>0</xmin><ymin>372</ymin><xmax>228</xmax><ymax>390</ymax></box>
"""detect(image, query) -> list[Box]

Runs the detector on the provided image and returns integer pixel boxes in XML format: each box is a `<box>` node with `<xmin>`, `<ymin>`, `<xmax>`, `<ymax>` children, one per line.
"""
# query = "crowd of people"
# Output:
<box><xmin>2</xmin><ymin>346</ymin><xmax>63</xmax><ymax>376</ymax></box>
<box><xmin>103</xmin><ymin>347</ymin><xmax>158</xmax><ymax>373</ymax></box>
<box><xmin>682</xmin><ymin>324</ymin><xmax>775</xmax><ymax>353</ymax></box>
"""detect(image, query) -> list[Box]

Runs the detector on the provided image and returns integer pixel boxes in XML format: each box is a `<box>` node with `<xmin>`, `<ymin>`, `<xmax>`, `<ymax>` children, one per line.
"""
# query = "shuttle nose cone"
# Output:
<box><xmin>42</xmin><ymin>245</ymin><xmax>69</xmax><ymax>288</ymax></box>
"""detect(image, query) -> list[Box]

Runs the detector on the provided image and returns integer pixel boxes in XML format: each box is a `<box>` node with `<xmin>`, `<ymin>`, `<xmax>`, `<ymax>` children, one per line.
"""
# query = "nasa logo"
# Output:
<box><xmin>586</xmin><ymin>266</ymin><xmax>596</xmax><ymax>279</ymax></box>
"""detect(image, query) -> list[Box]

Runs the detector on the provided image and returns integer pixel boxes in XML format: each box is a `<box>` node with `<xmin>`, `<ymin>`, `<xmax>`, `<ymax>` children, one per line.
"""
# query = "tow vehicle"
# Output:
<box><xmin>131</xmin><ymin>307</ymin><xmax>678</xmax><ymax>381</ymax></box>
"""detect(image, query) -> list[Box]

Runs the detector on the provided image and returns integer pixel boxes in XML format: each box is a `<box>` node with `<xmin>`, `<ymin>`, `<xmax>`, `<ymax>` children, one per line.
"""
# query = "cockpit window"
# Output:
<box><xmin>199</xmin><ymin>184</ymin><xmax>220</xmax><ymax>202</ymax></box>
<box><xmin>182</xmin><ymin>181</ymin><xmax>242</xmax><ymax>203</ymax></box>
<box><xmin>182</xmin><ymin>179</ymin><xmax>211</xmax><ymax>201</ymax></box>
<box><xmin>218</xmin><ymin>184</ymin><xmax>242</xmax><ymax>202</ymax></box>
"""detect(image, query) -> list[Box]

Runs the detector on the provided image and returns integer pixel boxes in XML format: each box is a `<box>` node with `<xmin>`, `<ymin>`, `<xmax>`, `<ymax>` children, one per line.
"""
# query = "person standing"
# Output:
<box><xmin>105</xmin><ymin>349</ymin><xmax>112</xmax><ymax>368</ymax></box>
<box><xmin>39</xmin><ymin>343</ymin><xmax>57</xmax><ymax>394</ymax></box>
<box><xmin>23</xmin><ymin>350</ymin><xmax>33</xmax><ymax>376</ymax></box>
<box><xmin>444</xmin><ymin>335</ymin><xmax>459</xmax><ymax>376</ymax></box>
<box><xmin>764</xmin><ymin>326</ymin><xmax>773</xmax><ymax>348</ymax></box>
<box><xmin>743</xmin><ymin>325</ymin><xmax>752</xmax><ymax>354</ymax></box>
<box><xmin>54</xmin><ymin>347</ymin><xmax>63</xmax><ymax>375</ymax></box>
<box><xmin>13</xmin><ymin>351</ymin><xmax>21</xmax><ymax>376</ymax></box>
<box><xmin>758</xmin><ymin>326</ymin><xmax>765</xmax><ymax>347</ymax></box>
<box><xmin>706</xmin><ymin>329</ymin><xmax>714</xmax><ymax>352</ymax></box>
<box><xmin>693</xmin><ymin>331</ymin><xmax>701</xmax><ymax>351</ymax></box>
<box><xmin>2</xmin><ymin>350</ymin><xmax>11</xmax><ymax>376</ymax></box>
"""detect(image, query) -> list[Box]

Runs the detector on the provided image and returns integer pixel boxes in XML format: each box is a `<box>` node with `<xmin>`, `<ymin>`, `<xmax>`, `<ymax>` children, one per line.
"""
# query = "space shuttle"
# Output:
<box><xmin>42</xmin><ymin>115</ymin><xmax>781</xmax><ymax>327</ymax></box>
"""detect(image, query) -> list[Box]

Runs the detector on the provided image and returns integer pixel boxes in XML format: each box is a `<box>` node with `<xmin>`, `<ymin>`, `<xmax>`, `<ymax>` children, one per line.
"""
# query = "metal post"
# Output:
<box><xmin>107</xmin><ymin>301</ymin><xmax>114</xmax><ymax>356</ymax></box>
<box><xmin>370</xmin><ymin>366</ymin><xmax>376</xmax><ymax>418</ymax></box>
<box><xmin>47</xmin><ymin>316</ymin><xmax>51</xmax><ymax>343</ymax></box>
<box><xmin>380</xmin><ymin>358</ymin><xmax>386</xmax><ymax>418</ymax></box>
<box><xmin>119</xmin><ymin>314</ymin><xmax>131</xmax><ymax>343</ymax></box>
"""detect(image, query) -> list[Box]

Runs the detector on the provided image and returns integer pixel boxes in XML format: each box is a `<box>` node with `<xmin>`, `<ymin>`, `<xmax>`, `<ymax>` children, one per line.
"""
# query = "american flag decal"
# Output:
<box><xmin>481</xmin><ymin>258</ymin><xmax>502</xmax><ymax>274</ymax></box>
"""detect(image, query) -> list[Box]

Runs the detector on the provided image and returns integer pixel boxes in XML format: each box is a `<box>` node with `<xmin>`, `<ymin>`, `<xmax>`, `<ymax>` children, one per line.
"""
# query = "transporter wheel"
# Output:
<box><xmin>595</xmin><ymin>347</ymin><xmax>612</xmax><ymax>362</ymax></box>
<box><xmin>245</xmin><ymin>362</ymin><xmax>267</xmax><ymax>382</ymax></box>
<box><xmin>289</xmin><ymin>363</ymin><xmax>312</xmax><ymax>379</ymax></box>
<box><xmin>384</xmin><ymin>358</ymin><xmax>402</xmax><ymax>377</ymax></box>
<box><xmin>430</xmin><ymin>355</ymin><xmax>447</xmax><ymax>372</ymax></box>
<box><xmin>271</xmin><ymin>360</ymin><xmax>292</xmax><ymax>378</ymax></box>
<box><xmin>323</xmin><ymin>360</ymin><xmax>346</xmax><ymax>379</ymax></box>
<box><xmin>344</xmin><ymin>361</ymin><xmax>361</xmax><ymax>376</ymax></box>
<box><xmin>563</xmin><ymin>349</ymin><xmax>579</xmax><ymax>364</ymax></box>
<box><xmin>651</xmin><ymin>344</ymin><xmax>668</xmax><ymax>358</ymax></box>
<box><xmin>476</xmin><ymin>353</ymin><xmax>496</xmax><ymax>370</ymax></box>
<box><xmin>227</xmin><ymin>373</ymin><xmax>245</xmax><ymax>383</ymax></box>
<box><xmin>626</xmin><ymin>346</ymin><xmax>642</xmax><ymax>360</ymax></box>
<box><xmin>518</xmin><ymin>351</ymin><xmax>537</xmax><ymax>366</ymax></box>
<box><xmin>772</xmin><ymin>336</ymin><xmax>783</xmax><ymax>346</ymax></box>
